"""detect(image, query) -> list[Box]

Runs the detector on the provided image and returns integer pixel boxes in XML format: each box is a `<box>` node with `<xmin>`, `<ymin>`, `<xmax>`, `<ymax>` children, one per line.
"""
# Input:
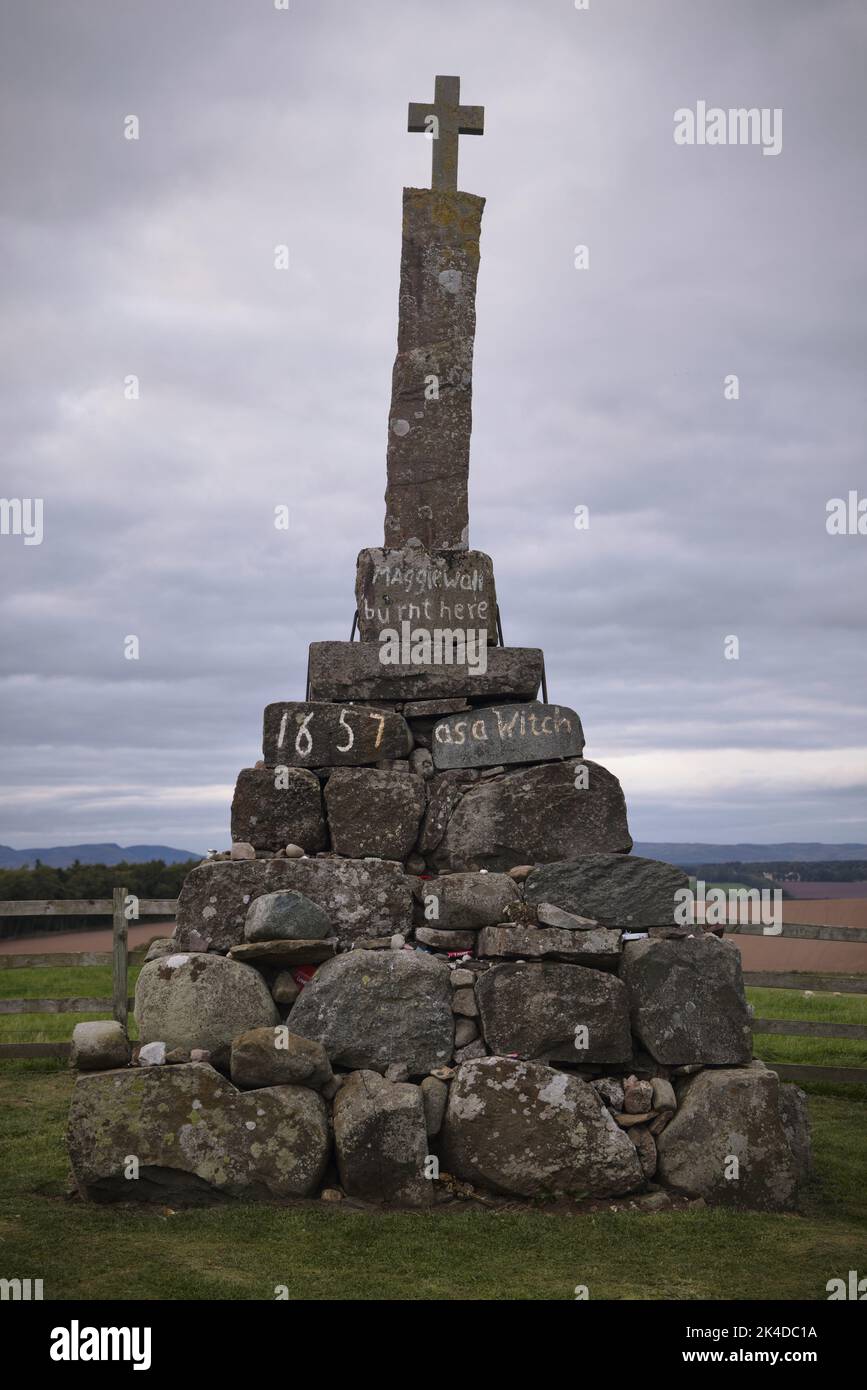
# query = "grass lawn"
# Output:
<box><xmin>1</xmin><ymin>967</ymin><xmax>865</xmax><ymax>1300</ymax></box>
<box><xmin>749</xmin><ymin>985</ymin><xmax>867</xmax><ymax>1093</ymax></box>
<box><xmin>0</xmin><ymin>1056</ymin><xmax>864</xmax><ymax>1301</ymax></box>
<box><xmin>0</xmin><ymin>964</ymin><xmax>143</xmax><ymax>1043</ymax></box>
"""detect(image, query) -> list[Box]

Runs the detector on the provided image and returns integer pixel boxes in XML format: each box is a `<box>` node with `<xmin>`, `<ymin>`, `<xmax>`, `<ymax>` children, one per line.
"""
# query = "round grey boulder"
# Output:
<box><xmin>287</xmin><ymin>948</ymin><xmax>454</xmax><ymax>1074</ymax></box>
<box><xmin>440</xmin><ymin>1056</ymin><xmax>643</xmax><ymax>1198</ymax></box>
<box><xmin>134</xmin><ymin>952</ymin><xmax>278</xmax><ymax>1053</ymax></box>
<box><xmin>244</xmin><ymin>889</ymin><xmax>331</xmax><ymax>942</ymax></box>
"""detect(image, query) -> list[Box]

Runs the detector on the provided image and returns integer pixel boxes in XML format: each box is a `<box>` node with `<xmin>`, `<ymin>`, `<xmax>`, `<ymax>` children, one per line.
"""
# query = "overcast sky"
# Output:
<box><xmin>1</xmin><ymin>0</ymin><xmax>865</xmax><ymax>854</ymax></box>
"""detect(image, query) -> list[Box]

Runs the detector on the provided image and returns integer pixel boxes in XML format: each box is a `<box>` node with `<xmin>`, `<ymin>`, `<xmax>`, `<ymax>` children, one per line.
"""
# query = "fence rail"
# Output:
<box><xmin>726</xmin><ymin>922</ymin><xmax>867</xmax><ymax>944</ymax></box>
<box><xmin>0</xmin><ymin>899</ymin><xmax>177</xmax><ymax>917</ymax></box>
<box><xmin>0</xmin><ymin>889</ymin><xmax>138</xmax><ymax>1057</ymax></box>
<box><xmin>751</xmin><ymin>1017</ymin><xmax>867</xmax><ymax>1040</ymax></box>
<box><xmin>0</xmin><ymin>952</ymin><xmax>114</xmax><ymax>970</ymax></box>
<box><xmin>760</xmin><ymin>1063</ymin><xmax>865</xmax><ymax>1085</ymax></box>
<box><xmin>1</xmin><ymin>898</ymin><xmax>866</xmax><ymax>1083</ymax></box>
<box><xmin>742</xmin><ymin>970</ymin><xmax>867</xmax><ymax>994</ymax></box>
<box><xmin>0</xmin><ymin>997</ymin><xmax>135</xmax><ymax>1015</ymax></box>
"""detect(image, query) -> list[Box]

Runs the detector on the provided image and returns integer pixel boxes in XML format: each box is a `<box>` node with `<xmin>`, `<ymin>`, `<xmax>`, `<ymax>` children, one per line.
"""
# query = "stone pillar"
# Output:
<box><xmin>384</xmin><ymin>187</ymin><xmax>485</xmax><ymax>552</ymax></box>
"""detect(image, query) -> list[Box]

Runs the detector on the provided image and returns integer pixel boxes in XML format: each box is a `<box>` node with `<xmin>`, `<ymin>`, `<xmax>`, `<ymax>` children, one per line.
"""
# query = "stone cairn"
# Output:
<box><xmin>67</xmin><ymin>78</ymin><xmax>810</xmax><ymax>1212</ymax></box>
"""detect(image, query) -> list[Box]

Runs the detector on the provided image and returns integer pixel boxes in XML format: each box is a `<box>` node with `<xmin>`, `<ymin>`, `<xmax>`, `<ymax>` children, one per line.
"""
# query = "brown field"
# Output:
<box><xmin>0</xmin><ymin>922</ymin><xmax>172</xmax><ymax>955</ymax></box>
<box><xmin>731</xmin><ymin>931</ymin><xmax>867</xmax><ymax>975</ymax></box>
<box><xmin>2</xmin><ymin>905</ymin><xmax>866</xmax><ymax>975</ymax></box>
<box><xmin>782</xmin><ymin>881</ymin><xmax>867</xmax><ymax>899</ymax></box>
<box><xmin>783</xmin><ymin>899</ymin><xmax>867</xmax><ymax>929</ymax></box>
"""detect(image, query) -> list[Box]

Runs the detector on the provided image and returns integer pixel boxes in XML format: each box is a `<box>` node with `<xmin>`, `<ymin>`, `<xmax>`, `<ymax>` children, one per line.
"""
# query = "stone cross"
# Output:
<box><xmin>380</xmin><ymin>78</ymin><xmax>486</xmax><ymax>554</ymax></box>
<box><xmin>408</xmin><ymin>75</ymin><xmax>484</xmax><ymax>192</ymax></box>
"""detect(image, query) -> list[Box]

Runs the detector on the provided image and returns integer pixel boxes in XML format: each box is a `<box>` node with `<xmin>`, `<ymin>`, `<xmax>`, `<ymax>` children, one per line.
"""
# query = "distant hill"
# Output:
<box><xmin>0</xmin><ymin>843</ymin><xmax>201</xmax><ymax>869</ymax></box>
<box><xmin>633</xmin><ymin>842</ymin><xmax>867</xmax><ymax>865</ymax></box>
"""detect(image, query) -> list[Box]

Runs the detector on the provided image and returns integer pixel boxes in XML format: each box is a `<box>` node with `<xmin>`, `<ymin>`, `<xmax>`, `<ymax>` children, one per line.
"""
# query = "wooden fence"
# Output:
<box><xmin>0</xmin><ymin>890</ymin><xmax>173</xmax><ymax>1060</ymax></box>
<box><xmin>0</xmin><ymin>899</ymin><xmax>866</xmax><ymax>1083</ymax></box>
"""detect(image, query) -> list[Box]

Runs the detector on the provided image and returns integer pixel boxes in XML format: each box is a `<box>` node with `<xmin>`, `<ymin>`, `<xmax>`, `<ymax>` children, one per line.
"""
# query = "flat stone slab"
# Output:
<box><xmin>174</xmin><ymin>858</ymin><xmax>414</xmax><ymax>954</ymax></box>
<box><xmin>620</xmin><ymin>935</ymin><xmax>752</xmax><ymax>1066</ymax></box>
<box><xmin>525</xmin><ymin>854</ymin><xmax>688</xmax><ymax>928</ymax></box>
<box><xmin>67</xmin><ymin>1063</ymin><xmax>330</xmax><ymax>1202</ymax></box>
<box><xmin>228</xmin><ymin>939</ymin><xmax>336</xmax><ymax>968</ymax></box>
<box><xmin>287</xmin><ymin>949</ymin><xmax>454</xmax><ymax>1074</ymax></box>
<box><xmin>440</xmin><ymin>1057</ymin><xmax>642</xmax><ymax>1199</ymax></box>
<box><xmin>476</xmin><ymin>961</ymin><xmax>632</xmax><ymax>1064</ymax></box>
<box><xmin>477</xmin><ymin>924</ymin><xmax>622</xmax><ymax>967</ymax></box>
<box><xmin>431</xmin><ymin>760</ymin><xmax>632</xmax><ymax>872</ymax></box>
<box><xmin>307</xmin><ymin>641</ymin><xmax>542</xmax><ymax>703</ymax></box>
<box><xmin>536</xmin><ymin>903</ymin><xmax>599</xmax><ymax>930</ymax></box>
<box><xmin>231</xmin><ymin>767</ymin><xmax>326</xmax><ymax>854</ymax></box>
<box><xmin>414</xmin><ymin>925</ymin><xmax>477</xmax><ymax>951</ymax></box>
<box><xmin>356</xmin><ymin>547</ymin><xmax>496</xmax><ymax>643</ymax></box>
<box><xmin>262</xmin><ymin>701</ymin><xmax>411</xmax><ymax>767</ymax></box>
<box><xmin>403</xmin><ymin>698</ymin><xmax>469</xmax><ymax>717</ymax></box>
<box><xmin>432</xmin><ymin>703</ymin><xmax>584</xmax><ymax>770</ymax></box>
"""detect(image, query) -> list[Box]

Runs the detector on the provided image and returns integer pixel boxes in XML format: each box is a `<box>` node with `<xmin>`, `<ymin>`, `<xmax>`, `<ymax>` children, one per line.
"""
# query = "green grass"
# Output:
<box><xmin>0</xmin><ymin>1061</ymin><xmax>864</xmax><ymax>1300</ymax></box>
<box><xmin>747</xmin><ymin>986</ymin><xmax>867</xmax><ymax>1074</ymax></box>
<box><xmin>747</xmin><ymin>987</ymin><xmax>867</xmax><ymax>1025</ymax></box>
<box><xmin>0</xmin><ymin>963</ymin><xmax>143</xmax><ymax>1000</ymax></box>
<box><xmin>0</xmin><ymin>965</ymin><xmax>143</xmax><ymax>1043</ymax></box>
<box><xmin>1</xmin><ymin>967</ymin><xmax>866</xmax><ymax>1300</ymax></box>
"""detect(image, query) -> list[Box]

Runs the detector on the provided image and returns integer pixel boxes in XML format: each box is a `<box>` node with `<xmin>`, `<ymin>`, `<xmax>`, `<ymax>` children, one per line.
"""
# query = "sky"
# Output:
<box><xmin>1</xmin><ymin>0</ymin><xmax>865</xmax><ymax>853</ymax></box>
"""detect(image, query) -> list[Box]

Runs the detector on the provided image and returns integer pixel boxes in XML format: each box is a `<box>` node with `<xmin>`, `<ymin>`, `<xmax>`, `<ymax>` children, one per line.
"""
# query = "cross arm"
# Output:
<box><xmin>458</xmin><ymin>105</ymin><xmax>484</xmax><ymax>135</ymax></box>
<box><xmin>407</xmin><ymin>102</ymin><xmax>433</xmax><ymax>133</ymax></box>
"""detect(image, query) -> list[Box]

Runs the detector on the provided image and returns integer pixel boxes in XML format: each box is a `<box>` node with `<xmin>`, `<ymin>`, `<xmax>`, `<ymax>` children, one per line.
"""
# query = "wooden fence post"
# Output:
<box><xmin>112</xmin><ymin>886</ymin><xmax>128</xmax><ymax>1029</ymax></box>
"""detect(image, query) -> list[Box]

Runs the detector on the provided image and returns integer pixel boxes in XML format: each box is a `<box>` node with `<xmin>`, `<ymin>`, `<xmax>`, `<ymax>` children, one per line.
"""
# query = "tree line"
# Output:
<box><xmin>0</xmin><ymin>859</ymin><xmax>195</xmax><ymax>939</ymax></box>
<box><xmin>686</xmin><ymin>860</ymin><xmax>867</xmax><ymax>888</ymax></box>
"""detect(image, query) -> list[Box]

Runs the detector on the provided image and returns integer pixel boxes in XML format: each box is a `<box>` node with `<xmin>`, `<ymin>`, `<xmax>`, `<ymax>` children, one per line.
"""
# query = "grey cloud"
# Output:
<box><xmin>1</xmin><ymin>0</ymin><xmax>865</xmax><ymax>850</ymax></box>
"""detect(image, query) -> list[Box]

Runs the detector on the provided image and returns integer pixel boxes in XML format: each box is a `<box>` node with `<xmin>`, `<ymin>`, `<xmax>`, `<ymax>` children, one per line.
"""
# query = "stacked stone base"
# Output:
<box><xmin>65</xmin><ymin>579</ymin><xmax>811</xmax><ymax>1211</ymax></box>
<box><xmin>67</xmin><ymin>855</ymin><xmax>811</xmax><ymax>1212</ymax></box>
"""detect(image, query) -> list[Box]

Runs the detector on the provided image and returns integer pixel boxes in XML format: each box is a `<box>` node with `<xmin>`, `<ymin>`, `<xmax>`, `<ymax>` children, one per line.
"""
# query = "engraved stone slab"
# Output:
<box><xmin>307</xmin><ymin>641</ymin><xmax>542</xmax><ymax>703</ymax></box>
<box><xmin>432</xmin><ymin>702</ymin><xmax>584</xmax><ymax>770</ymax></box>
<box><xmin>356</xmin><ymin>547</ymin><xmax>496</xmax><ymax>642</ymax></box>
<box><xmin>262</xmin><ymin>701</ymin><xmax>411</xmax><ymax>767</ymax></box>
